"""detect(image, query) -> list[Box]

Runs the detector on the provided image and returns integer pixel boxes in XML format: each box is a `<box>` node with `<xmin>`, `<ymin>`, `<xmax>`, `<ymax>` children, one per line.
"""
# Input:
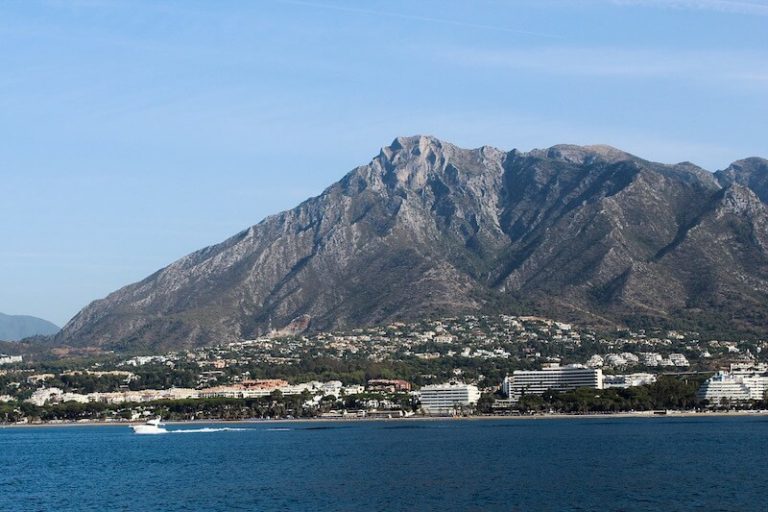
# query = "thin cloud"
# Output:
<box><xmin>274</xmin><ymin>0</ymin><xmax>561</xmax><ymax>38</ymax></box>
<box><xmin>610</xmin><ymin>0</ymin><xmax>768</xmax><ymax>16</ymax></box>
<box><xmin>442</xmin><ymin>46</ymin><xmax>768</xmax><ymax>89</ymax></box>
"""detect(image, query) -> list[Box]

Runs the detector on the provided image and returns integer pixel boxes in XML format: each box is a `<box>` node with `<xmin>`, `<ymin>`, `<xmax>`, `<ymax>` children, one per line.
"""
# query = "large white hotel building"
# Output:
<box><xmin>697</xmin><ymin>363</ymin><xmax>768</xmax><ymax>403</ymax></box>
<box><xmin>419</xmin><ymin>382</ymin><xmax>481</xmax><ymax>415</ymax></box>
<box><xmin>503</xmin><ymin>364</ymin><xmax>603</xmax><ymax>401</ymax></box>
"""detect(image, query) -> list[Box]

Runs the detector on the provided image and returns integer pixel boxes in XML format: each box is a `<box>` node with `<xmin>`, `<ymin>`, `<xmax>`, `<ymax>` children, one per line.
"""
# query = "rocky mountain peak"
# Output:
<box><xmin>377</xmin><ymin>135</ymin><xmax>446</xmax><ymax>190</ymax></box>
<box><xmin>730</xmin><ymin>156</ymin><xmax>768</xmax><ymax>170</ymax></box>
<box><xmin>54</xmin><ymin>137</ymin><xmax>768</xmax><ymax>351</ymax></box>
<box><xmin>526</xmin><ymin>143</ymin><xmax>633</xmax><ymax>166</ymax></box>
<box><xmin>367</xmin><ymin>135</ymin><xmax>505</xmax><ymax>194</ymax></box>
<box><xmin>717</xmin><ymin>156</ymin><xmax>768</xmax><ymax>204</ymax></box>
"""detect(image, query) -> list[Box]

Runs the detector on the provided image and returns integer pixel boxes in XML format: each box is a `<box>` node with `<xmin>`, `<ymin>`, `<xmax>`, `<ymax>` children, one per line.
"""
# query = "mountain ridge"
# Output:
<box><xmin>55</xmin><ymin>136</ymin><xmax>768</xmax><ymax>351</ymax></box>
<box><xmin>0</xmin><ymin>313</ymin><xmax>60</xmax><ymax>342</ymax></box>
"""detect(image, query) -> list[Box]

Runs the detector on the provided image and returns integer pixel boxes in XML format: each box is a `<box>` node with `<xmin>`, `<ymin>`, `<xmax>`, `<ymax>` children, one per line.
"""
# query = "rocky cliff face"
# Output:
<box><xmin>55</xmin><ymin>136</ymin><xmax>768</xmax><ymax>350</ymax></box>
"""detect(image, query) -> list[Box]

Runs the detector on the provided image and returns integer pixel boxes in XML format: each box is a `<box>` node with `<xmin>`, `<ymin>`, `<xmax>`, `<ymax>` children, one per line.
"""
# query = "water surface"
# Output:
<box><xmin>1</xmin><ymin>416</ymin><xmax>766</xmax><ymax>511</ymax></box>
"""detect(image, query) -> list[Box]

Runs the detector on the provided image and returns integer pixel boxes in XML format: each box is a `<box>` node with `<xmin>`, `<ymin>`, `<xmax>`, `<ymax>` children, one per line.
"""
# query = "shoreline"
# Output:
<box><xmin>2</xmin><ymin>409</ymin><xmax>766</xmax><ymax>429</ymax></box>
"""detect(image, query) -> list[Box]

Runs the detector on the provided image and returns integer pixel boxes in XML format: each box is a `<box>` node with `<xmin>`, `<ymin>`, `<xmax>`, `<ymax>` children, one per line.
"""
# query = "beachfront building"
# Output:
<box><xmin>696</xmin><ymin>372</ymin><xmax>752</xmax><ymax>403</ymax></box>
<box><xmin>503</xmin><ymin>364</ymin><xmax>603</xmax><ymax>401</ymax></box>
<box><xmin>197</xmin><ymin>380</ymin><xmax>365</xmax><ymax>400</ymax></box>
<box><xmin>199</xmin><ymin>380</ymin><xmax>289</xmax><ymax>399</ymax></box>
<box><xmin>418</xmin><ymin>382</ymin><xmax>481</xmax><ymax>415</ymax></box>
<box><xmin>603</xmin><ymin>373</ymin><xmax>657</xmax><ymax>389</ymax></box>
<box><xmin>730</xmin><ymin>363</ymin><xmax>768</xmax><ymax>400</ymax></box>
<box><xmin>740</xmin><ymin>376</ymin><xmax>768</xmax><ymax>400</ymax></box>
<box><xmin>698</xmin><ymin>364</ymin><xmax>768</xmax><ymax>404</ymax></box>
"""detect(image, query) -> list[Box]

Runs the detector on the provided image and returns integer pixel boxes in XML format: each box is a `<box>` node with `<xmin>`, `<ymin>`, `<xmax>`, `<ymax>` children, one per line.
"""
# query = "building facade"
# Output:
<box><xmin>603</xmin><ymin>373</ymin><xmax>657</xmax><ymax>389</ymax></box>
<box><xmin>0</xmin><ymin>355</ymin><xmax>22</xmax><ymax>366</ymax></box>
<box><xmin>696</xmin><ymin>372</ymin><xmax>752</xmax><ymax>403</ymax></box>
<box><xmin>419</xmin><ymin>382</ymin><xmax>480</xmax><ymax>415</ymax></box>
<box><xmin>503</xmin><ymin>364</ymin><xmax>603</xmax><ymax>401</ymax></box>
<box><xmin>367</xmin><ymin>379</ymin><xmax>412</xmax><ymax>392</ymax></box>
<box><xmin>697</xmin><ymin>365</ymin><xmax>768</xmax><ymax>404</ymax></box>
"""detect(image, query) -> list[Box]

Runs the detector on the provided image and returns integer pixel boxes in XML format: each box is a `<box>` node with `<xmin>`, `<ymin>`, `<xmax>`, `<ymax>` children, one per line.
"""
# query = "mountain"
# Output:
<box><xmin>0</xmin><ymin>313</ymin><xmax>59</xmax><ymax>341</ymax></box>
<box><xmin>55</xmin><ymin>136</ymin><xmax>768</xmax><ymax>351</ymax></box>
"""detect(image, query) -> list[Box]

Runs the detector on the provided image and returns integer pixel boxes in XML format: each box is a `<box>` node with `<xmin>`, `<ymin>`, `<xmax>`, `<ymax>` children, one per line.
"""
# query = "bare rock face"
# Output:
<box><xmin>55</xmin><ymin>136</ymin><xmax>768</xmax><ymax>350</ymax></box>
<box><xmin>716</xmin><ymin>157</ymin><xmax>768</xmax><ymax>203</ymax></box>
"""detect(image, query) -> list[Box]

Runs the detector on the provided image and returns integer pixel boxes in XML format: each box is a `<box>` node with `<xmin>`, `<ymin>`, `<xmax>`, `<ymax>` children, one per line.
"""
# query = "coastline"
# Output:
<box><xmin>2</xmin><ymin>409</ymin><xmax>766</xmax><ymax>429</ymax></box>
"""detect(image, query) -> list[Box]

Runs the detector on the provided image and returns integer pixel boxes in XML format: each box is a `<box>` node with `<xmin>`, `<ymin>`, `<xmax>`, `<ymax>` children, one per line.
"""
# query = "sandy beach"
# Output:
<box><xmin>2</xmin><ymin>409</ymin><xmax>766</xmax><ymax>429</ymax></box>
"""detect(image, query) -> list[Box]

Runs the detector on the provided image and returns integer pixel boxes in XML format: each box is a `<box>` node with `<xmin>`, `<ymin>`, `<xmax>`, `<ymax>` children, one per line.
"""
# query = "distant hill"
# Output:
<box><xmin>0</xmin><ymin>313</ymin><xmax>59</xmax><ymax>341</ymax></box>
<box><xmin>55</xmin><ymin>136</ymin><xmax>768</xmax><ymax>351</ymax></box>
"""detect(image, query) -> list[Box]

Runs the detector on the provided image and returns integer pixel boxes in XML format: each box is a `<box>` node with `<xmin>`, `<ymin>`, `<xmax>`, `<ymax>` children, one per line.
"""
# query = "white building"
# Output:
<box><xmin>621</xmin><ymin>353</ymin><xmax>640</xmax><ymax>365</ymax></box>
<box><xmin>586</xmin><ymin>355</ymin><xmax>604</xmax><ymax>368</ymax></box>
<box><xmin>318</xmin><ymin>380</ymin><xmax>343</xmax><ymax>397</ymax></box>
<box><xmin>419</xmin><ymin>382</ymin><xmax>481</xmax><ymax>415</ymax></box>
<box><xmin>668</xmin><ymin>353</ymin><xmax>690</xmax><ymax>367</ymax></box>
<box><xmin>641</xmin><ymin>353</ymin><xmax>663</xmax><ymax>367</ymax></box>
<box><xmin>696</xmin><ymin>372</ymin><xmax>752</xmax><ymax>403</ymax></box>
<box><xmin>0</xmin><ymin>355</ymin><xmax>22</xmax><ymax>366</ymax></box>
<box><xmin>59</xmin><ymin>393</ymin><xmax>90</xmax><ymax>404</ymax></box>
<box><xmin>342</xmin><ymin>385</ymin><xmax>365</xmax><ymax>395</ymax></box>
<box><xmin>731</xmin><ymin>362</ymin><xmax>768</xmax><ymax>373</ymax></box>
<box><xmin>603</xmin><ymin>373</ymin><xmax>657</xmax><ymax>389</ymax></box>
<box><xmin>729</xmin><ymin>364</ymin><xmax>768</xmax><ymax>400</ymax></box>
<box><xmin>26</xmin><ymin>387</ymin><xmax>64</xmax><ymax>406</ymax></box>
<box><xmin>603</xmin><ymin>354</ymin><xmax>628</xmax><ymax>367</ymax></box>
<box><xmin>741</xmin><ymin>376</ymin><xmax>768</xmax><ymax>400</ymax></box>
<box><xmin>503</xmin><ymin>364</ymin><xmax>603</xmax><ymax>401</ymax></box>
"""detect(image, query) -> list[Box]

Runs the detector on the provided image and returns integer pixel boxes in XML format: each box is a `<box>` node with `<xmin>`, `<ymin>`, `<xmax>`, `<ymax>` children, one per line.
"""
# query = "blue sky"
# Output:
<box><xmin>1</xmin><ymin>0</ymin><xmax>766</xmax><ymax>326</ymax></box>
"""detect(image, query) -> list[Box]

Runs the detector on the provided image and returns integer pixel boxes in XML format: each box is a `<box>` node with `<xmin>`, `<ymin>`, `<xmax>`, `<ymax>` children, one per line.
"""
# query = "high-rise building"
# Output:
<box><xmin>419</xmin><ymin>382</ymin><xmax>481</xmax><ymax>415</ymax></box>
<box><xmin>503</xmin><ymin>364</ymin><xmax>603</xmax><ymax>401</ymax></box>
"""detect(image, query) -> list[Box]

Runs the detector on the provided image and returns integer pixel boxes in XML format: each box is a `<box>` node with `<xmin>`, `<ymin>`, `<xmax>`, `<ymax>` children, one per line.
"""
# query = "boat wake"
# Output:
<box><xmin>132</xmin><ymin>426</ymin><xmax>247</xmax><ymax>435</ymax></box>
<box><xmin>133</xmin><ymin>429</ymin><xmax>168</xmax><ymax>435</ymax></box>
<box><xmin>170</xmin><ymin>427</ymin><xmax>247</xmax><ymax>434</ymax></box>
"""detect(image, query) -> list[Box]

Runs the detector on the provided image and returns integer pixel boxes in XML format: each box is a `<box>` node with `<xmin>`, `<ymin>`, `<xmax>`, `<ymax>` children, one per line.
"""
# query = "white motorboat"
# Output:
<box><xmin>131</xmin><ymin>418</ymin><xmax>167</xmax><ymax>435</ymax></box>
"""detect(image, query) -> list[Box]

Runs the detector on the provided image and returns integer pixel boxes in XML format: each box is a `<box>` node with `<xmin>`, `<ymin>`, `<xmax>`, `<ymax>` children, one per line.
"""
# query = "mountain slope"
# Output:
<box><xmin>56</xmin><ymin>136</ymin><xmax>768</xmax><ymax>351</ymax></box>
<box><xmin>0</xmin><ymin>313</ymin><xmax>60</xmax><ymax>341</ymax></box>
<box><xmin>715</xmin><ymin>157</ymin><xmax>768</xmax><ymax>203</ymax></box>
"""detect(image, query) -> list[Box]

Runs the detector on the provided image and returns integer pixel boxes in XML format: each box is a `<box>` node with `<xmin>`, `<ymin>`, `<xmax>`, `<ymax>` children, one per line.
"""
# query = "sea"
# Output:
<box><xmin>1</xmin><ymin>416</ymin><xmax>766</xmax><ymax>511</ymax></box>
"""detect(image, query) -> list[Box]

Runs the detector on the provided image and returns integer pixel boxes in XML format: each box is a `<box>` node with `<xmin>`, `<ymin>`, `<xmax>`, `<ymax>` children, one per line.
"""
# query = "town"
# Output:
<box><xmin>1</xmin><ymin>314</ymin><xmax>767</xmax><ymax>424</ymax></box>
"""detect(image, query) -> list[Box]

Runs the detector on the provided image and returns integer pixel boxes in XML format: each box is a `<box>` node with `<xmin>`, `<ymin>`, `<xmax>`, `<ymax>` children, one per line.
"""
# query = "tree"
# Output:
<box><xmin>476</xmin><ymin>393</ymin><xmax>495</xmax><ymax>414</ymax></box>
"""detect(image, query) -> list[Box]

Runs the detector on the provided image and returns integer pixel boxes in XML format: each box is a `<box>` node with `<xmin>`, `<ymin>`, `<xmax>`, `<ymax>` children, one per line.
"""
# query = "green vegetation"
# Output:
<box><xmin>0</xmin><ymin>390</ymin><xmax>420</xmax><ymax>423</ymax></box>
<box><xmin>229</xmin><ymin>352</ymin><xmax>541</xmax><ymax>389</ymax></box>
<box><xmin>128</xmin><ymin>366</ymin><xmax>198</xmax><ymax>390</ymax></box>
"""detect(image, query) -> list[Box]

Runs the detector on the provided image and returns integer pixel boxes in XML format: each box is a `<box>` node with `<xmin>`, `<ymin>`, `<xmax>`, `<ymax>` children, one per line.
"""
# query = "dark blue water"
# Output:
<box><xmin>1</xmin><ymin>416</ymin><xmax>766</xmax><ymax>511</ymax></box>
